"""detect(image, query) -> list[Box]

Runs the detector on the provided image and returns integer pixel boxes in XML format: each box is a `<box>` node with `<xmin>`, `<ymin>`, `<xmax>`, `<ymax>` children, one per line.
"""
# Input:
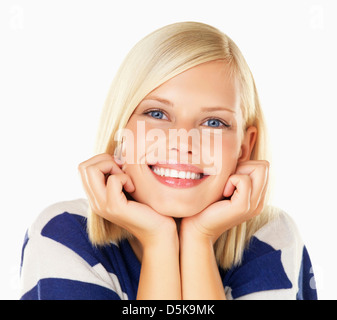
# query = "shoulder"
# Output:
<box><xmin>252</xmin><ymin>206</ymin><xmax>317</xmax><ymax>300</ymax></box>
<box><xmin>223</xmin><ymin>206</ymin><xmax>317</xmax><ymax>300</ymax></box>
<box><xmin>25</xmin><ymin>198</ymin><xmax>95</xmax><ymax>266</ymax></box>
<box><xmin>253</xmin><ymin>206</ymin><xmax>304</xmax><ymax>251</ymax></box>
<box><xmin>27</xmin><ymin>198</ymin><xmax>89</xmax><ymax>239</ymax></box>
<box><xmin>20</xmin><ymin>199</ymin><xmax>133</xmax><ymax>300</ymax></box>
<box><xmin>249</xmin><ymin>206</ymin><xmax>306</xmax><ymax>294</ymax></box>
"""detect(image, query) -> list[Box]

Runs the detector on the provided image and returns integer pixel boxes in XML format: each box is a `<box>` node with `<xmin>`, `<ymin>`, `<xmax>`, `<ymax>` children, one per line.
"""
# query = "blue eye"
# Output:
<box><xmin>145</xmin><ymin>110</ymin><xmax>168</xmax><ymax>120</ymax></box>
<box><xmin>203</xmin><ymin>118</ymin><xmax>230</xmax><ymax>128</ymax></box>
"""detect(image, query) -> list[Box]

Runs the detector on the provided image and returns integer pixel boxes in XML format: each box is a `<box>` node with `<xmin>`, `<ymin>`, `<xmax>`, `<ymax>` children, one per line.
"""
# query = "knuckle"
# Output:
<box><xmin>107</xmin><ymin>172</ymin><xmax>119</xmax><ymax>184</ymax></box>
<box><xmin>260</xmin><ymin>160</ymin><xmax>270</xmax><ymax>170</ymax></box>
<box><xmin>85</xmin><ymin>165</ymin><xmax>96</xmax><ymax>178</ymax></box>
<box><xmin>100</xmin><ymin>152</ymin><xmax>113</xmax><ymax>159</ymax></box>
<box><xmin>78</xmin><ymin>162</ymin><xmax>86</xmax><ymax>172</ymax></box>
<box><xmin>255</xmin><ymin>161</ymin><xmax>270</xmax><ymax>176</ymax></box>
<box><xmin>98</xmin><ymin>153</ymin><xmax>114</xmax><ymax>164</ymax></box>
<box><xmin>242</xmin><ymin>174</ymin><xmax>252</xmax><ymax>186</ymax></box>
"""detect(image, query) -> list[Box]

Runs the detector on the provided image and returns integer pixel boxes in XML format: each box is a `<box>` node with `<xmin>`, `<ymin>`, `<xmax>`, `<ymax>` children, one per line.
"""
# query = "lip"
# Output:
<box><xmin>147</xmin><ymin>163</ymin><xmax>210</xmax><ymax>189</ymax></box>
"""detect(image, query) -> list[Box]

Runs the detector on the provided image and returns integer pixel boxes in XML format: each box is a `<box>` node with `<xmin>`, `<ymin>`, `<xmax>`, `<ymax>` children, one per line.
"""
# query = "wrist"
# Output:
<box><xmin>180</xmin><ymin>218</ymin><xmax>216</xmax><ymax>246</ymax></box>
<box><xmin>136</xmin><ymin>224</ymin><xmax>181</xmax><ymax>300</ymax></box>
<box><xmin>141</xmin><ymin>226</ymin><xmax>179</xmax><ymax>253</ymax></box>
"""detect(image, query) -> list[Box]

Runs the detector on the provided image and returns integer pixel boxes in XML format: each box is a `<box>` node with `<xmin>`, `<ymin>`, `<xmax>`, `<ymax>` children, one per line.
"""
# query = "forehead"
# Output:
<box><xmin>144</xmin><ymin>60</ymin><xmax>240</xmax><ymax>112</ymax></box>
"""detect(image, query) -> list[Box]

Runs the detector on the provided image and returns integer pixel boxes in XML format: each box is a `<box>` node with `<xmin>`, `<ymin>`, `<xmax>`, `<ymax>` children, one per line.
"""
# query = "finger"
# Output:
<box><xmin>251</xmin><ymin>167</ymin><xmax>270</xmax><ymax>216</ymax></box>
<box><xmin>235</xmin><ymin>161</ymin><xmax>270</xmax><ymax>211</ymax></box>
<box><xmin>78</xmin><ymin>153</ymin><xmax>115</xmax><ymax>171</ymax></box>
<box><xmin>106</xmin><ymin>173</ymin><xmax>135</xmax><ymax>212</ymax></box>
<box><xmin>253</xmin><ymin>185</ymin><xmax>268</xmax><ymax>216</ymax></box>
<box><xmin>113</xmin><ymin>151</ymin><xmax>125</xmax><ymax>169</ymax></box>
<box><xmin>223</xmin><ymin>177</ymin><xmax>236</xmax><ymax>198</ymax></box>
<box><xmin>80</xmin><ymin>159</ymin><xmax>126</xmax><ymax>212</ymax></box>
<box><xmin>225</xmin><ymin>174</ymin><xmax>252</xmax><ymax>213</ymax></box>
<box><xmin>81</xmin><ymin>159</ymin><xmax>122</xmax><ymax>192</ymax></box>
<box><xmin>223</xmin><ymin>161</ymin><xmax>267</xmax><ymax>198</ymax></box>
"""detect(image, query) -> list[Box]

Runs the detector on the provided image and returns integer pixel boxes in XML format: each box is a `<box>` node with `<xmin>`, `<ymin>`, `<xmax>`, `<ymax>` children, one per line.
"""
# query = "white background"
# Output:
<box><xmin>1</xmin><ymin>0</ymin><xmax>336</xmax><ymax>300</ymax></box>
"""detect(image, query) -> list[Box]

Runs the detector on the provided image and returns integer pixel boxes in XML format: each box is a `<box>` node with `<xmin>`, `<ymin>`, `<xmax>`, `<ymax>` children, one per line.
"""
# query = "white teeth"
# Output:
<box><xmin>178</xmin><ymin>171</ymin><xmax>186</xmax><ymax>179</ymax></box>
<box><xmin>170</xmin><ymin>169</ymin><xmax>179</xmax><ymax>178</ymax></box>
<box><xmin>151</xmin><ymin>166</ymin><xmax>202</xmax><ymax>179</ymax></box>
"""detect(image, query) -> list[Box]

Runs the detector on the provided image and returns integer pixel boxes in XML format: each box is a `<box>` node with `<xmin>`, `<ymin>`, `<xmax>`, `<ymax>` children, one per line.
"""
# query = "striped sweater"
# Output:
<box><xmin>20</xmin><ymin>199</ymin><xmax>317</xmax><ymax>300</ymax></box>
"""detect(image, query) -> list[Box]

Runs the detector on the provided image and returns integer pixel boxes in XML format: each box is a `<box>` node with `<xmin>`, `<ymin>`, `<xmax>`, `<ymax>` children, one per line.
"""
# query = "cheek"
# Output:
<box><xmin>202</xmin><ymin>134</ymin><xmax>240</xmax><ymax>176</ymax></box>
<box><xmin>221</xmin><ymin>138</ymin><xmax>240</xmax><ymax>167</ymax></box>
<box><xmin>123</xmin><ymin>120</ymin><xmax>166</xmax><ymax>165</ymax></box>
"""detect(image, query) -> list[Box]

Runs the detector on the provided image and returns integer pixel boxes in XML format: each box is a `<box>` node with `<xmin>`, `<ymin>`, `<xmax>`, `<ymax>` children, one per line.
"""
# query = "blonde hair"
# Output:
<box><xmin>90</xmin><ymin>21</ymin><xmax>273</xmax><ymax>270</ymax></box>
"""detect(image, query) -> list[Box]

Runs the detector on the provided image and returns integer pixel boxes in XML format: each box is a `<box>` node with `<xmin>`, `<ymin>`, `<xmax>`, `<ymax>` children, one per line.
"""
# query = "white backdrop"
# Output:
<box><xmin>1</xmin><ymin>0</ymin><xmax>336</xmax><ymax>299</ymax></box>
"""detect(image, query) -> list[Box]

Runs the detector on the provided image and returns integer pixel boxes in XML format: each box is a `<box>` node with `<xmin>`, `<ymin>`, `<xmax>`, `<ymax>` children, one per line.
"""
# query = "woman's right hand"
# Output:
<box><xmin>78</xmin><ymin>153</ymin><xmax>177</xmax><ymax>248</ymax></box>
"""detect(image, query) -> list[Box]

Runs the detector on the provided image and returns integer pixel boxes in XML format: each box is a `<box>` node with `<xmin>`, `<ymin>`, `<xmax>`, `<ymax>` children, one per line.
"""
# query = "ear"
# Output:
<box><xmin>238</xmin><ymin>126</ymin><xmax>257</xmax><ymax>162</ymax></box>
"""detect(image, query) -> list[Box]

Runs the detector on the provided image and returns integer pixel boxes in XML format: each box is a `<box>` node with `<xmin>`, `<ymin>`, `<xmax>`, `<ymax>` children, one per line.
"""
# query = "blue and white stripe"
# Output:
<box><xmin>20</xmin><ymin>199</ymin><xmax>317</xmax><ymax>300</ymax></box>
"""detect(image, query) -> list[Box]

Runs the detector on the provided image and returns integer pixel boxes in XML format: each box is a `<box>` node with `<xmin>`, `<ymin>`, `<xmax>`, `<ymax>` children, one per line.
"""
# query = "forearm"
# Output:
<box><xmin>180</xmin><ymin>230</ymin><xmax>226</xmax><ymax>300</ymax></box>
<box><xmin>136</xmin><ymin>234</ymin><xmax>181</xmax><ymax>300</ymax></box>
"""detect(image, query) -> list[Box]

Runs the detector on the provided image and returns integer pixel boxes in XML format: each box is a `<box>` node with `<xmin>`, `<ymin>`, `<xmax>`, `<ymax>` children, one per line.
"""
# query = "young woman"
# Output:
<box><xmin>20</xmin><ymin>21</ymin><xmax>317</xmax><ymax>300</ymax></box>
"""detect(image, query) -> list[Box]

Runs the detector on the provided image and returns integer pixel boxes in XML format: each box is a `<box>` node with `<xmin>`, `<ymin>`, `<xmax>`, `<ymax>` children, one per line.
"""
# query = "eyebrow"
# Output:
<box><xmin>142</xmin><ymin>96</ymin><xmax>236</xmax><ymax>114</ymax></box>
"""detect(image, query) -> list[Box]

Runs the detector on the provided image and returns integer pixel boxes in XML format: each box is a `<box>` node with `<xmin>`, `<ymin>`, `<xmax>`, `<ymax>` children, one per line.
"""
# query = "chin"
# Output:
<box><xmin>150</xmin><ymin>201</ymin><xmax>205</xmax><ymax>218</ymax></box>
<box><xmin>126</xmin><ymin>190</ymin><xmax>213</xmax><ymax>218</ymax></box>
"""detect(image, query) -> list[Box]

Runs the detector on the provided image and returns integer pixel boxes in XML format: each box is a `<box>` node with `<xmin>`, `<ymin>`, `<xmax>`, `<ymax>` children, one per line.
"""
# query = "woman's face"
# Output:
<box><xmin>119</xmin><ymin>60</ymin><xmax>255</xmax><ymax>217</ymax></box>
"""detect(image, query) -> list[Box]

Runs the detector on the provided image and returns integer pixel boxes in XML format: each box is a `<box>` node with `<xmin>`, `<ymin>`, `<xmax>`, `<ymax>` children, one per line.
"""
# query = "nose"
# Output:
<box><xmin>169</xmin><ymin>146</ymin><xmax>193</xmax><ymax>164</ymax></box>
<box><xmin>167</xmin><ymin>127</ymin><xmax>200</xmax><ymax>164</ymax></box>
<box><xmin>170</xmin><ymin>144</ymin><xmax>193</xmax><ymax>155</ymax></box>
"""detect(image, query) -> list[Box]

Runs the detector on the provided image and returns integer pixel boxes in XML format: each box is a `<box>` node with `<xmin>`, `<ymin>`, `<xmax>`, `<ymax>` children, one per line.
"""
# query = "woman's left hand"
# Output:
<box><xmin>180</xmin><ymin>160</ymin><xmax>270</xmax><ymax>243</ymax></box>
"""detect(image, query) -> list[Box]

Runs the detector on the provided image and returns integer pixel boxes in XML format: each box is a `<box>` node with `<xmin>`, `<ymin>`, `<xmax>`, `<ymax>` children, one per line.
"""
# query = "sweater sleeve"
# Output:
<box><xmin>20</xmin><ymin>199</ymin><xmax>128</xmax><ymax>300</ymax></box>
<box><xmin>221</xmin><ymin>208</ymin><xmax>318</xmax><ymax>300</ymax></box>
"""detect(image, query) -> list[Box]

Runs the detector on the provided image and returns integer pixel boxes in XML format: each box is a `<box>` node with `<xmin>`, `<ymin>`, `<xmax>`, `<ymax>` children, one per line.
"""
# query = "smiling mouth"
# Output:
<box><xmin>147</xmin><ymin>164</ymin><xmax>210</xmax><ymax>189</ymax></box>
<box><xmin>149</xmin><ymin>165</ymin><xmax>204</xmax><ymax>179</ymax></box>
